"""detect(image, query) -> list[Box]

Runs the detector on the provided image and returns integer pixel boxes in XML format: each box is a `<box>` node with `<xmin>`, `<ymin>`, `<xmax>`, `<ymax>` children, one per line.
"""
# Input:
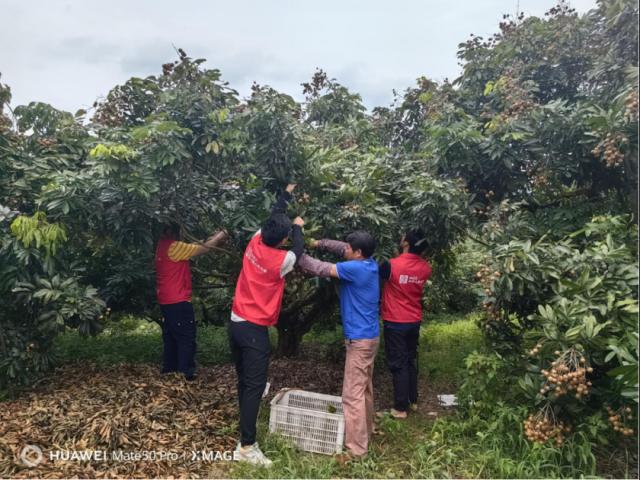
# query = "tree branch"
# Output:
<box><xmin>193</xmin><ymin>284</ymin><xmax>233</xmax><ymax>290</ymax></box>
<box><xmin>520</xmin><ymin>188</ymin><xmax>593</xmax><ymax>211</ymax></box>
<box><xmin>191</xmin><ymin>267</ymin><xmax>230</xmax><ymax>278</ymax></box>
<box><xmin>452</xmin><ymin>221</ymin><xmax>492</xmax><ymax>248</ymax></box>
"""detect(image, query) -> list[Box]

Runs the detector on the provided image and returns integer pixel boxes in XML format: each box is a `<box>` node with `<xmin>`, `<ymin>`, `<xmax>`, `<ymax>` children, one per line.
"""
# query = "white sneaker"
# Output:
<box><xmin>235</xmin><ymin>442</ymin><xmax>273</xmax><ymax>467</ymax></box>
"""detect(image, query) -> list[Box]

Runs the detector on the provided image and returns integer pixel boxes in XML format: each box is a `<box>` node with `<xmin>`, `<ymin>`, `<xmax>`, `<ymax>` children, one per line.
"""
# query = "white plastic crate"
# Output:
<box><xmin>268</xmin><ymin>389</ymin><xmax>345</xmax><ymax>455</ymax></box>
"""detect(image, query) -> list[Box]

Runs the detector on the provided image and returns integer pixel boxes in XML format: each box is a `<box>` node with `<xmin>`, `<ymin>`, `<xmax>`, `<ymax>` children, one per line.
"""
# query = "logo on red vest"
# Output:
<box><xmin>399</xmin><ymin>274</ymin><xmax>424</xmax><ymax>285</ymax></box>
<box><xmin>245</xmin><ymin>246</ymin><xmax>267</xmax><ymax>273</ymax></box>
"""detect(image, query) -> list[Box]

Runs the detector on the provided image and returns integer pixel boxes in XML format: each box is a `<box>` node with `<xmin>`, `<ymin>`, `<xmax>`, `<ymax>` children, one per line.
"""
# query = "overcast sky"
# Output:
<box><xmin>1</xmin><ymin>0</ymin><xmax>597</xmax><ymax>113</ymax></box>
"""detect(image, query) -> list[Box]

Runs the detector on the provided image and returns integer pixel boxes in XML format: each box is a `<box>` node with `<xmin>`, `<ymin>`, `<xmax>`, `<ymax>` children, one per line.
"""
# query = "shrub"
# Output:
<box><xmin>475</xmin><ymin>215</ymin><xmax>638</xmax><ymax>446</ymax></box>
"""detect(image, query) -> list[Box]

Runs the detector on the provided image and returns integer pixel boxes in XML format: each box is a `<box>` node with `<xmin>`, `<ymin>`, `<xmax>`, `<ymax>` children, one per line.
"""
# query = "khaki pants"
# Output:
<box><xmin>342</xmin><ymin>337</ymin><xmax>380</xmax><ymax>457</ymax></box>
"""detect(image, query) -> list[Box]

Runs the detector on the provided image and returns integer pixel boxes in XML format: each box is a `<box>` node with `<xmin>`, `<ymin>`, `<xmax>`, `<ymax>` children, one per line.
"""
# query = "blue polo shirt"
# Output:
<box><xmin>336</xmin><ymin>258</ymin><xmax>380</xmax><ymax>340</ymax></box>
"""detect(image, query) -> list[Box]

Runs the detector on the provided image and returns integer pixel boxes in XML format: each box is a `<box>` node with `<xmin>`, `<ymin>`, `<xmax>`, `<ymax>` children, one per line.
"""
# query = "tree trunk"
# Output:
<box><xmin>275</xmin><ymin>282</ymin><xmax>338</xmax><ymax>357</ymax></box>
<box><xmin>275</xmin><ymin>316</ymin><xmax>306</xmax><ymax>357</ymax></box>
<box><xmin>624</xmin><ymin>148</ymin><xmax>638</xmax><ymax>224</ymax></box>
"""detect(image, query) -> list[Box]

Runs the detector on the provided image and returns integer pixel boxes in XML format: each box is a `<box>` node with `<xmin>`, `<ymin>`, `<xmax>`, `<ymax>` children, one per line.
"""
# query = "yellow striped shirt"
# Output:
<box><xmin>168</xmin><ymin>241</ymin><xmax>199</xmax><ymax>262</ymax></box>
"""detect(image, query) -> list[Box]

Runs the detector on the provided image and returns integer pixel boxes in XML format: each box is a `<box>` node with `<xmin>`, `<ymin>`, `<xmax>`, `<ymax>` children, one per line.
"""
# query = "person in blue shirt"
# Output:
<box><xmin>298</xmin><ymin>231</ymin><xmax>379</xmax><ymax>461</ymax></box>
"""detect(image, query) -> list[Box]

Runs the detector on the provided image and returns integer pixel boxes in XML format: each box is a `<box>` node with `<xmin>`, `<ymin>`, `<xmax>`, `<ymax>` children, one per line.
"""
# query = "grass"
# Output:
<box><xmin>48</xmin><ymin>312</ymin><xmax>633</xmax><ymax>478</ymax></box>
<box><xmin>231</xmin><ymin>405</ymin><xmax>451</xmax><ymax>479</ymax></box>
<box><xmin>230</xmin><ymin>393</ymin><xmax>630</xmax><ymax>479</ymax></box>
<box><xmin>54</xmin><ymin>312</ymin><xmax>484</xmax><ymax>375</ymax></box>
<box><xmin>422</xmin><ymin>312</ymin><xmax>484</xmax><ymax>382</ymax></box>
<box><xmin>300</xmin><ymin>311</ymin><xmax>485</xmax><ymax>385</ymax></box>
<box><xmin>229</xmin><ymin>399</ymin><xmax>611</xmax><ymax>479</ymax></box>
<box><xmin>53</xmin><ymin>316</ymin><xmax>234</xmax><ymax>366</ymax></box>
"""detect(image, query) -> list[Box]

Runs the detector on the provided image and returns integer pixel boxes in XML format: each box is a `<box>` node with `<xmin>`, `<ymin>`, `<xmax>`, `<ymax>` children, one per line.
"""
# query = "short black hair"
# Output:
<box><xmin>346</xmin><ymin>230</ymin><xmax>376</xmax><ymax>258</ymax></box>
<box><xmin>162</xmin><ymin>222</ymin><xmax>181</xmax><ymax>239</ymax></box>
<box><xmin>261</xmin><ymin>214</ymin><xmax>292</xmax><ymax>247</ymax></box>
<box><xmin>405</xmin><ymin>229</ymin><xmax>427</xmax><ymax>254</ymax></box>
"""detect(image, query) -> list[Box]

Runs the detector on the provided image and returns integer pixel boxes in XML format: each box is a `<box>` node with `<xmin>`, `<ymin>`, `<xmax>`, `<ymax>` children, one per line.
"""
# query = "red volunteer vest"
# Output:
<box><xmin>155</xmin><ymin>238</ymin><xmax>192</xmax><ymax>305</ymax></box>
<box><xmin>381</xmin><ymin>253</ymin><xmax>432</xmax><ymax>323</ymax></box>
<box><xmin>232</xmin><ymin>233</ymin><xmax>288</xmax><ymax>327</ymax></box>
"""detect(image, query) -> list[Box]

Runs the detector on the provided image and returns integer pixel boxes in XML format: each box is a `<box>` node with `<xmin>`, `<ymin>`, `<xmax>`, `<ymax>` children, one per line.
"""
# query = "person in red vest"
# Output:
<box><xmin>230</xmin><ymin>183</ymin><xmax>304</xmax><ymax>467</ymax></box>
<box><xmin>155</xmin><ymin>224</ymin><xmax>227</xmax><ymax>380</ymax></box>
<box><xmin>379</xmin><ymin>229</ymin><xmax>432</xmax><ymax>419</ymax></box>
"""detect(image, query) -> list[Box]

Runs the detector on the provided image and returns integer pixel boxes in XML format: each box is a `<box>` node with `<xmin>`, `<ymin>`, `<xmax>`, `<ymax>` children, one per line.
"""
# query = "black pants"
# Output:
<box><xmin>229</xmin><ymin>320</ymin><xmax>271</xmax><ymax>446</ymax></box>
<box><xmin>383</xmin><ymin>322</ymin><xmax>420</xmax><ymax>412</ymax></box>
<box><xmin>160</xmin><ymin>302</ymin><xmax>197</xmax><ymax>378</ymax></box>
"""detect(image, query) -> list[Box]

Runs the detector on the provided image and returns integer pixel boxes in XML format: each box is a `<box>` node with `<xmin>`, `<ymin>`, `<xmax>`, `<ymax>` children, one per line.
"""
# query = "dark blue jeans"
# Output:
<box><xmin>383</xmin><ymin>322</ymin><xmax>420</xmax><ymax>412</ymax></box>
<box><xmin>160</xmin><ymin>301</ymin><xmax>196</xmax><ymax>378</ymax></box>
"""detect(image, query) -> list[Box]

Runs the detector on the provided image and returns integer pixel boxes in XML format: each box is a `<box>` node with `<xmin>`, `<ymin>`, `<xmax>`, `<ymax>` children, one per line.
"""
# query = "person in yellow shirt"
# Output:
<box><xmin>155</xmin><ymin>223</ymin><xmax>227</xmax><ymax>379</ymax></box>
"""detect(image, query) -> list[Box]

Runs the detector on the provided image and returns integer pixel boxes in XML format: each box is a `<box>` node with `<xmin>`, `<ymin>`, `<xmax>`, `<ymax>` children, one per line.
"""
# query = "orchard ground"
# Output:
<box><xmin>0</xmin><ymin>313</ymin><xmax>635</xmax><ymax>478</ymax></box>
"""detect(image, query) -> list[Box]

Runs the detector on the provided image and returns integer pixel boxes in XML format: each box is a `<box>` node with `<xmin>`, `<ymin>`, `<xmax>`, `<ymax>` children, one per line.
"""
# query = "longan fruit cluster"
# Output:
<box><xmin>531</xmin><ymin>171</ymin><xmax>550</xmax><ymax>188</ymax></box>
<box><xmin>606</xmin><ymin>405</ymin><xmax>635</xmax><ymax>437</ymax></box>
<box><xmin>477</xmin><ymin>265</ymin><xmax>501</xmax><ymax>320</ymax></box>
<box><xmin>222</xmin><ymin>181</ymin><xmax>241</xmax><ymax>190</ymax></box>
<box><xmin>162</xmin><ymin>62</ymin><xmax>175</xmax><ymax>75</ymax></box>
<box><xmin>483</xmin><ymin>305</ymin><xmax>500</xmax><ymax>321</ymax></box>
<box><xmin>477</xmin><ymin>264</ymin><xmax>501</xmax><ymax>295</ymax></box>
<box><xmin>496</xmin><ymin>75</ymin><xmax>536</xmax><ymax>119</ymax></box>
<box><xmin>591</xmin><ymin>133</ymin><xmax>628</xmax><ymax>168</ymax></box>
<box><xmin>298</xmin><ymin>192</ymin><xmax>311</xmax><ymax>204</ymax></box>
<box><xmin>342</xmin><ymin>203</ymin><xmax>362</xmax><ymax>215</ymax></box>
<box><xmin>474</xmin><ymin>205</ymin><xmax>491</xmax><ymax>216</ymax></box>
<box><xmin>98</xmin><ymin>307</ymin><xmax>112</xmax><ymax>321</ymax></box>
<box><xmin>524</xmin><ymin>408</ymin><xmax>571</xmax><ymax>445</ymax></box>
<box><xmin>482</xmin><ymin>221</ymin><xmax>501</xmax><ymax>233</ymax></box>
<box><xmin>625</xmin><ymin>90</ymin><xmax>638</xmax><ymax>121</ymax></box>
<box><xmin>37</xmin><ymin>137</ymin><xmax>57</xmax><ymax>148</ymax></box>
<box><xmin>528</xmin><ymin>342</ymin><xmax>543</xmax><ymax>356</ymax></box>
<box><xmin>0</xmin><ymin>114</ymin><xmax>11</xmax><ymax>132</ymax></box>
<box><xmin>505</xmin><ymin>98</ymin><xmax>535</xmax><ymax>117</ymax></box>
<box><xmin>539</xmin><ymin>350</ymin><xmax>593</xmax><ymax>400</ymax></box>
<box><xmin>476</xmin><ymin>264</ymin><xmax>501</xmax><ymax>289</ymax></box>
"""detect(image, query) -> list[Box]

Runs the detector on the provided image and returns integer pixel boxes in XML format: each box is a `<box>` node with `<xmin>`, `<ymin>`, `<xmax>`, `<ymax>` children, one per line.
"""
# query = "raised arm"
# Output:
<box><xmin>191</xmin><ymin>230</ymin><xmax>229</xmax><ymax>257</ymax></box>
<box><xmin>290</xmin><ymin>217</ymin><xmax>305</xmax><ymax>260</ymax></box>
<box><xmin>297</xmin><ymin>254</ymin><xmax>339</xmax><ymax>278</ymax></box>
<box><xmin>298</xmin><ymin>237</ymin><xmax>346</xmax><ymax>278</ymax></box>
<box><xmin>280</xmin><ymin>217</ymin><xmax>306</xmax><ymax>277</ymax></box>
<box><xmin>168</xmin><ymin>230</ymin><xmax>228</xmax><ymax>261</ymax></box>
<box><xmin>271</xmin><ymin>183</ymin><xmax>296</xmax><ymax>216</ymax></box>
<box><xmin>252</xmin><ymin>184</ymin><xmax>297</xmax><ymax>238</ymax></box>
<box><xmin>308</xmin><ymin>238</ymin><xmax>349</xmax><ymax>257</ymax></box>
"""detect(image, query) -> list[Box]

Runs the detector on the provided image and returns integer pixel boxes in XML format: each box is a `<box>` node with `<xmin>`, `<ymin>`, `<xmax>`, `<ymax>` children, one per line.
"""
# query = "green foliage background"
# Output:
<box><xmin>0</xmin><ymin>0</ymin><xmax>637</xmax><ymax>459</ymax></box>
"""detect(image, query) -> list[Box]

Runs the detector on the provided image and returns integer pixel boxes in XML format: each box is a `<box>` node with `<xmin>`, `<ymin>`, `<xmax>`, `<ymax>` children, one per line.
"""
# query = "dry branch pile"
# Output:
<box><xmin>0</xmin><ymin>359</ymin><xmax>344</xmax><ymax>478</ymax></box>
<box><xmin>0</xmin><ymin>355</ymin><xmax>445</xmax><ymax>478</ymax></box>
<box><xmin>0</xmin><ymin>364</ymin><xmax>238</xmax><ymax>478</ymax></box>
